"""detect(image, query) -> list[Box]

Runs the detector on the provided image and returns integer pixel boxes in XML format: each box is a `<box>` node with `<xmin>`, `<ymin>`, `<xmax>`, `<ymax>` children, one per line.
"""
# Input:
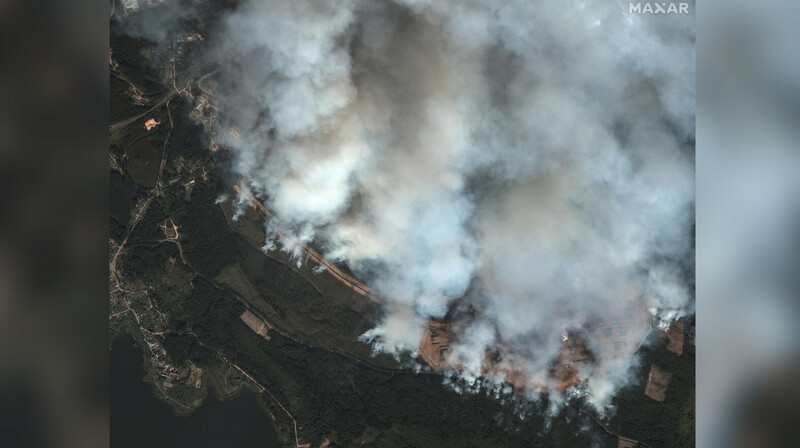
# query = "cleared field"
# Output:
<box><xmin>241</xmin><ymin>309</ymin><xmax>271</xmax><ymax>341</ymax></box>
<box><xmin>644</xmin><ymin>365</ymin><xmax>673</xmax><ymax>402</ymax></box>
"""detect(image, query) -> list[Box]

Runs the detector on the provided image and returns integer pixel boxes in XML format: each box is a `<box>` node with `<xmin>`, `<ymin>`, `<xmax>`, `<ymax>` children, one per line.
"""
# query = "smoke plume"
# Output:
<box><xmin>210</xmin><ymin>0</ymin><xmax>694</xmax><ymax>407</ymax></box>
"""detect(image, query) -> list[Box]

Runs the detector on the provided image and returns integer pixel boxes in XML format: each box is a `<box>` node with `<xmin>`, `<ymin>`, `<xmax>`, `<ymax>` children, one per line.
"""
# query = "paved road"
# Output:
<box><xmin>109</xmin><ymin>58</ymin><xmax>218</xmax><ymax>133</ymax></box>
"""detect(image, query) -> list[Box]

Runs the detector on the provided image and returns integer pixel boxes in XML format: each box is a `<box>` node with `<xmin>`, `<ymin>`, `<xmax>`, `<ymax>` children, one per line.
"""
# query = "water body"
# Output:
<box><xmin>110</xmin><ymin>335</ymin><xmax>281</xmax><ymax>448</ymax></box>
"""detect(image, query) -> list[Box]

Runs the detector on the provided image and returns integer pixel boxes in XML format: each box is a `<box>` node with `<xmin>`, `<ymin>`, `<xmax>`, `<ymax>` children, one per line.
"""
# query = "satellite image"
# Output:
<box><xmin>109</xmin><ymin>0</ymin><xmax>695</xmax><ymax>447</ymax></box>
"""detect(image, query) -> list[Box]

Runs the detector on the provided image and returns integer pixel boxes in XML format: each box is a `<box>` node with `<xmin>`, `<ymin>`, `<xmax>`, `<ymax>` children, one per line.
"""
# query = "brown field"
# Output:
<box><xmin>240</xmin><ymin>309</ymin><xmax>271</xmax><ymax>341</ymax></box>
<box><xmin>550</xmin><ymin>336</ymin><xmax>590</xmax><ymax>393</ymax></box>
<box><xmin>592</xmin><ymin>300</ymin><xmax>652</xmax><ymax>360</ymax></box>
<box><xmin>215</xmin><ymin>264</ymin><xmax>278</xmax><ymax>321</ymax></box>
<box><xmin>644</xmin><ymin>365</ymin><xmax>673</xmax><ymax>402</ymax></box>
<box><xmin>417</xmin><ymin>299</ymin><xmax>651</xmax><ymax>394</ymax></box>
<box><xmin>418</xmin><ymin>322</ymin><xmax>452</xmax><ymax>369</ymax></box>
<box><xmin>418</xmin><ymin>321</ymin><xmax>590</xmax><ymax>393</ymax></box>
<box><xmin>666</xmin><ymin>319</ymin><xmax>685</xmax><ymax>356</ymax></box>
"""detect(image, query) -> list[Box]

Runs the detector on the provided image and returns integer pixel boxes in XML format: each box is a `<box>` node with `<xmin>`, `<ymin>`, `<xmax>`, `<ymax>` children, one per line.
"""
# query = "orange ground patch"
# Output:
<box><xmin>160</xmin><ymin>218</ymin><xmax>179</xmax><ymax>240</ymax></box>
<box><xmin>417</xmin><ymin>321</ymin><xmax>592</xmax><ymax>393</ymax></box>
<box><xmin>644</xmin><ymin>365</ymin><xmax>673</xmax><ymax>402</ymax></box>
<box><xmin>550</xmin><ymin>337</ymin><xmax>590</xmax><ymax>393</ymax></box>
<box><xmin>417</xmin><ymin>298</ymin><xmax>651</xmax><ymax>394</ymax></box>
<box><xmin>418</xmin><ymin>322</ymin><xmax>452</xmax><ymax>369</ymax></box>
<box><xmin>666</xmin><ymin>319</ymin><xmax>685</xmax><ymax>356</ymax></box>
<box><xmin>240</xmin><ymin>310</ymin><xmax>271</xmax><ymax>341</ymax></box>
<box><xmin>144</xmin><ymin>118</ymin><xmax>160</xmax><ymax>131</ymax></box>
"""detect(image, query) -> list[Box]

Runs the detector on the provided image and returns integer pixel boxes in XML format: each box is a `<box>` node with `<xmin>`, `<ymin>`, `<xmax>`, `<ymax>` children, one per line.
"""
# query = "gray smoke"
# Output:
<box><xmin>211</xmin><ymin>0</ymin><xmax>694</xmax><ymax>408</ymax></box>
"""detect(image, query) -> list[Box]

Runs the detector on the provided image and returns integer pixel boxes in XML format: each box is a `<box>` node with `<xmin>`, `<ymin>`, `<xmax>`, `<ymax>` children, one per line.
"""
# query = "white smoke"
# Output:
<box><xmin>211</xmin><ymin>0</ymin><xmax>694</xmax><ymax>407</ymax></box>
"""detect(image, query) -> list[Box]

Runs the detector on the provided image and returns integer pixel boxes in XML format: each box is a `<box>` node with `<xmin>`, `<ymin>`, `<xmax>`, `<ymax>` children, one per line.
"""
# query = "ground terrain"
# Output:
<box><xmin>109</xmin><ymin>5</ymin><xmax>695</xmax><ymax>447</ymax></box>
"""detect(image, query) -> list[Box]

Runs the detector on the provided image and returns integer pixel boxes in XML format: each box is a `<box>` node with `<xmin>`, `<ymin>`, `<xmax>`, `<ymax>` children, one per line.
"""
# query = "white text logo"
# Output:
<box><xmin>629</xmin><ymin>3</ymin><xmax>690</xmax><ymax>14</ymax></box>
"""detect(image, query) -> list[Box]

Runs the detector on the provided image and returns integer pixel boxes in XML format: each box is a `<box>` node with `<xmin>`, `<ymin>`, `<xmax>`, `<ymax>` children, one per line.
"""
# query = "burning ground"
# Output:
<box><xmin>112</xmin><ymin>0</ymin><xmax>695</xmax><ymax>432</ymax></box>
<box><xmin>208</xmin><ymin>0</ymin><xmax>695</xmax><ymax>409</ymax></box>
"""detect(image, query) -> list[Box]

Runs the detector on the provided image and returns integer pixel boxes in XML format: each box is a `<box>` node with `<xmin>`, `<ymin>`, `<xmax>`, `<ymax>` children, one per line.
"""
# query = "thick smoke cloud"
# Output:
<box><xmin>212</xmin><ymin>0</ymin><xmax>694</xmax><ymax>407</ymax></box>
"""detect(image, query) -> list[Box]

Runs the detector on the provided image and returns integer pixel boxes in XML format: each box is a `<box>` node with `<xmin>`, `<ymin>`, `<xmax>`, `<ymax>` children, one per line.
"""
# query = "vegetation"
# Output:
<box><xmin>109</xmin><ymin>14</ymin><xmax>695</xmax><ymax>447</ymax></box>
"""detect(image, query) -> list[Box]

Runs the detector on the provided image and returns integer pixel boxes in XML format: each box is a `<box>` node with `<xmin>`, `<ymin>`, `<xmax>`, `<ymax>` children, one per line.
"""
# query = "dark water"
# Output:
<box><xmin>110</xmin><ymin>335</ymin><xmax>281</xmax><ymax>448</ymax></box>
